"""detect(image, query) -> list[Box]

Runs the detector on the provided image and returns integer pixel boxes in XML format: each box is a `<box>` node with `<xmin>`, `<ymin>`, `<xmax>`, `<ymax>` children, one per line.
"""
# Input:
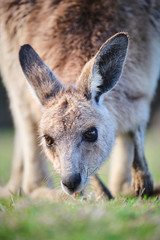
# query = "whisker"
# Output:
<box><xmin>82</xmin><ymin>162</ymin><xmax>87</xmax><ymax>174</ymax></box>
<box><xmin>88</xmin><ymin>167</ymin><xmax>98</xmax><ymax>176</ymax></box>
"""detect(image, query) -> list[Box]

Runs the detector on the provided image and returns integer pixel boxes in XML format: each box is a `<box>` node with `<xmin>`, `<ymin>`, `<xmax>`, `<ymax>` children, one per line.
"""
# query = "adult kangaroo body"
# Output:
<box><xmin>0</xmin><ymin>0</ymin><xmax>160</xmax><ymax>199</ymax></box>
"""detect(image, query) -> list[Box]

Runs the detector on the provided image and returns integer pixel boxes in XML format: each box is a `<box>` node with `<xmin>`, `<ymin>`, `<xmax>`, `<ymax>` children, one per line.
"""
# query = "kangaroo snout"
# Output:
<box><xmin>61</xmin><ymin>173</ymin><xmax>81</xmax><ymax>194</ymax></box>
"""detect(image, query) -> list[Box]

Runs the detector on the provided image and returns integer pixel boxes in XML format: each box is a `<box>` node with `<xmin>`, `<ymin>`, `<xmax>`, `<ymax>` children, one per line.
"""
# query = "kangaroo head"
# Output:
<box><xmin>19</xmin><ymin>33</ymin><xmax>128</xmax><ymax>195</ymax></box>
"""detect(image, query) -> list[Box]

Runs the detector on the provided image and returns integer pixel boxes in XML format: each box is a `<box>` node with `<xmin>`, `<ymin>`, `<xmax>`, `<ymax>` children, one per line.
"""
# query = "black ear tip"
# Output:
<box><xmin>19</xmin><ymin>44</ymin><xmax>35</xmax><ymax>68</ymax></box>
<box><xmin>19</xmin><ymin>44</ymin><xmax>32</xmax><ymax>57</ymax></box>
<box><xmin>116</xmin><ymin>32</ymin><xmax>129</xmax><ymax>44</ymax></box>
<box><xmin>20</xmin><ymin>44</ymin><xmax>32</xmax><ymax>51</ymax></box>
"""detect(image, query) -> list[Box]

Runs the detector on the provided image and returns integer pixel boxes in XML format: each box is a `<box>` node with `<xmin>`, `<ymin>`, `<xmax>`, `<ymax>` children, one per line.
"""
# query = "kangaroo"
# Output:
<box><xmin>0</xmin><ymin>0</ymin><xmax>160</xmax><ymax>200</ymax></box>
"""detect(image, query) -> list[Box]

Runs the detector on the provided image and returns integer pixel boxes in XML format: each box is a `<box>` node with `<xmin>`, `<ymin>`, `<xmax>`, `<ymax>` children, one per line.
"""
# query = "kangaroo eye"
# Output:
<box><xmin>83</xmin><ymin>127</ymin><xmax>98</xmax><ymax>142</ymax></box>
<box><xmin>44</xmin><ymin>135</ymin><xmax>54</xmax><ymax>147</ymax></box>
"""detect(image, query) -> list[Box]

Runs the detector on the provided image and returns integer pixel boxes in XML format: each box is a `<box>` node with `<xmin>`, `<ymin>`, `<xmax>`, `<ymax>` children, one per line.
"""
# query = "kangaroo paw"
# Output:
<box><xmin>91</xmin><ymin>174</ymin><xmax>113</xmax><ymax>200</ymax></box>
<box><xmin>0</xmin><ymin>185</ymin><xmax>14</xmax><ymax>198</ymax></box>
<box><xmin>132</xmin><ymin>170</ymin><xmax>153</xmax><ymax>197</ymax></box>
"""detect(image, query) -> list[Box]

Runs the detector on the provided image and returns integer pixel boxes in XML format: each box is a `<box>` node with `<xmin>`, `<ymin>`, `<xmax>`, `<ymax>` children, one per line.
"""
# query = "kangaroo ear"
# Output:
<box><xmin>91</xmin><ymin>33</ymin><xmax>128</xmax><ymax>102</ymax></box>
<box><xmin>77</xmin><ymin>33</ymin><xmax>128</xmax><ymax>103</ymax></box>
<box><xmin>19</xmin><ymin>44</ymin><xmax>64</xmax><ymax>105</ymax></box>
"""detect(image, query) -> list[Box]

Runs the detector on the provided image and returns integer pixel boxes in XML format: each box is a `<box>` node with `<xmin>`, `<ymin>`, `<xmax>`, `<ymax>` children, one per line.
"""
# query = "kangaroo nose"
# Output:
<box><xmin>62</xmin><ymin>173</ymin><xmax>81</xmax><ymax>192</ymax></box>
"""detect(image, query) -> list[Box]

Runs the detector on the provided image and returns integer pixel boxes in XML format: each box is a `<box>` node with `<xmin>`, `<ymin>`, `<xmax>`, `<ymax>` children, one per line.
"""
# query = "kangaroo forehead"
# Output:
<box><xmin>48</xmin><ymin>90</ymin><xmax>95</xmax><ymax>117</ymax></box>
<box><xmin>41</xmin><ymin>94</ymin><xmax>99</xmax><ymax>132</ymax></box>
<box><xmin>41</xmin><ymin>107</ymin><xmax>98</xmax><ymax>139</ymax></box>
<box><xmin>51</xmin><ymin>99</ymin><xmax>97</xmax><ymax>123</ymax></box>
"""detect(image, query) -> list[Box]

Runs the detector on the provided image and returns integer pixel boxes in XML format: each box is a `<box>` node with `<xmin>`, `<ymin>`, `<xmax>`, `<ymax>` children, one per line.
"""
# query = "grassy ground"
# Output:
<box><xmin>0</xmin><ymin>128</ymin><xmax>160</xmax><ymax>240</ymax></box>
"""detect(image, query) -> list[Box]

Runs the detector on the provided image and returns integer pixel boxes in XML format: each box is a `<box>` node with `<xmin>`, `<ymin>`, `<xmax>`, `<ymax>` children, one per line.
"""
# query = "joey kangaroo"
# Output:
<box><xmin>0</xmin><ymin>0</ymin><xmax>160</xmax><ymax>199</ymax></box>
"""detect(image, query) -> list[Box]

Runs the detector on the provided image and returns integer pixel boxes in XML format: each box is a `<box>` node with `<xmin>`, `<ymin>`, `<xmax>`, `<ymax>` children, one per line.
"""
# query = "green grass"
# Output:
<box><xmin>0</xmin><ymin>129</ymin><xmax>14</xmax><ymax>183</ymax></box>
<box><xmin>0</xmin><ymin>128</ymin><xmax>160</xmax><ymax>240</ymax></box>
